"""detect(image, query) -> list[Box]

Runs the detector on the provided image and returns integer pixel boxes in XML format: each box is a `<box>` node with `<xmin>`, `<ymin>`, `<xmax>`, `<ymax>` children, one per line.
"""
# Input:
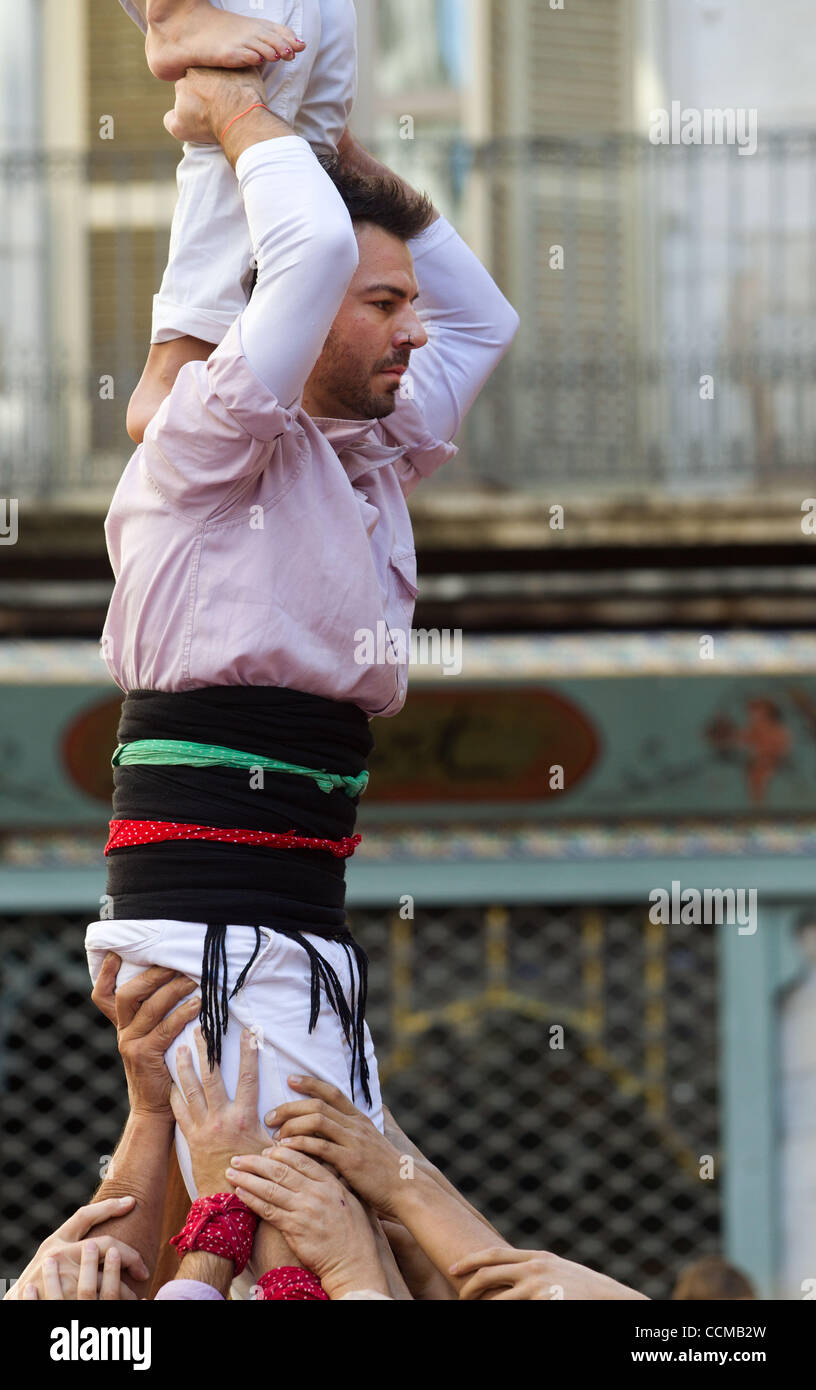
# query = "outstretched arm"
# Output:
<box><xmin>84</xmin><ymin>956</ymin><xmax>201</xmax><ymax>1296</ymax></box>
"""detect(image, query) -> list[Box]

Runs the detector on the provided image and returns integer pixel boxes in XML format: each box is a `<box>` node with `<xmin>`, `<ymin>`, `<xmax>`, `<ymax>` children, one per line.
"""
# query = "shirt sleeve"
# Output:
<box><xmin>141</xmin><ymin>137</ymin><xmax>359</xmax><ymax>513</ymax></box>
<box><xmin>154</xmin><ymin>1279</ymin><xmax>226</xmax><ymax>1301</ymax></box>
<box><xmin>236</xmin><ymin>137</ymin><xmax>359</xmax><ymax>407</ymax></box>
<box><xmin>396</xmin><ymin>215</ymin><xmax>521</xmax><ymax>447</ymax></box>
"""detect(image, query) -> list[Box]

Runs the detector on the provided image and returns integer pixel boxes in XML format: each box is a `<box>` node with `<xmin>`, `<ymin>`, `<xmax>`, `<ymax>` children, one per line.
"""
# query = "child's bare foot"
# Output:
<box><xmin>144</xmin><ymin>0</ymin><xmax>306</xmax><ymax>83</ymax></box>
<box><xmin>127</xmin><ymin>335</ymin><xmax>214</xmax><ymax>444</ymax></box>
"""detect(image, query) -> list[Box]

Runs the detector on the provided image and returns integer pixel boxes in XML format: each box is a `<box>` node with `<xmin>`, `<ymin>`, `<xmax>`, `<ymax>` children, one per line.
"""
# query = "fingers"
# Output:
<box><xmin>233</xmin><ymin>1028</ymin><xmax>260</xmax><ymax>1112</ymax></box>
<box><xmin>113</xmin><ymin>965</ymin><xmax>180</xmax><ymax>1030</ymax></box>
<box><xmin>449</xmin><ymin>1245</ymin><xmax>525</xmax><ymax>1278</ymax></box>
<box><xmin>232</xmin><ymin>1147</ymin><xmax>330</xmax><ymax>1188</ymax></box>
<box><xmin>264</xmin><ymin>1133</ymin><xmax>340</xmax><ymax>1169</ymax></box>
<box><xmin>91</xmin><ymin>1237</ymin><xmax>150</xmax><ymax>1281</ymax></box>
<box><xmin>124</xmin><ymin>974</ymin><xmax>196</xmax><ymax>1041</ymax></box>
<box><xmin>282</xmin><ymin>1075</ymin><xmax>358</xmax><ymax>1116</ymax></box>
<box><xmin>458</xmin><ymin>1264</ymin><xmax>520</xmax><ymax>1301</ymax></box>
<box><xmin>228</xmin><ymin>1166</ymin><xmax>299</xmax><ymax>1215</ymax></box>
<box><xmin>58</xmin><ymin>1195</ymin><xmax>136</xmax><ymax>1242</ymax></box>
<box><xmin>276</xmin><ymin>1112</ymin><xmax>349</xmax><ymax>1147</ymax></box>
<box><xmin>155</xmin><ymin>992</ymin><xmax>201</xmax><ymax>1048</ymax></box>
<box><xmin>99</xmin><ymin>1247</ymin><xmax>122</xmax><ymax>1301</ymax></box>
<box><xmin>22</xmin><ymin>1283</ymin><xmax>38</xmax><ymax>1300</ymax></box>
<box><xmin>42</xmin><ymin>1257</ymin><xmax>64</xmax><ymax>1300</ymax></box>
<box><xmin>266</xmin><ymin>1096</ymin><xmax>350</xmax><ymax>1129</ymax></box>
<box><xmin>176</xmin><ymin>1038</ymin><xmax>210</xmax><ymax>1113</ymax></box>
<box><xmin>76</xmin><ymin>1242</ymin><xmax>99</xmax><ymax>1300</ymax></box>
<box><xmin>193</xmin><ymin>1027</ymin><xmax>229</xmax><ymax>1105</ymax></box>
<box><xmin>90</xmin><ymin>953</ymin><xmax>121</xmax><ymax>1023</ymax></box>
<box><xmin>232</xmin><ymin>1184</ymin><xmax>289</xmax><ymax>1227</ymax></box>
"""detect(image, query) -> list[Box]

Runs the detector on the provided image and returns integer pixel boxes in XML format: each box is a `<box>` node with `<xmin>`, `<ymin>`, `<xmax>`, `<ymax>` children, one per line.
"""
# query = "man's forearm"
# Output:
<box><xmin>390</xmin><ymin>1169</ymin><xmax>513</xmax><ymax>1293</ymax></box>
<box><xmin>90</xmin><ymin>1110</ymin><xmax>176</xmax><ymax>1294</ymax></box>
<box><xmin>233</xmin><ymin>138</ymin><xmax>359</xmax><ymax>406</ymax></box>
<box><xmin>385</xmin><ymin>1111</ymin><xmax>503</xmax><ymax>1240</ymax></box>
<box><xmin>220</xmin><ymin>103</ymin><xmax>296</xmax><ymax>169</ymax></box>
<box><xmin>338</xmin><ymin>131</ymin><xmax>440</xmax><ymax>226</ymax></box>
<box><xmin>174</xmin><ymin>1251</ymin><xmax>234</xmax><ymax>1299</ymax></box>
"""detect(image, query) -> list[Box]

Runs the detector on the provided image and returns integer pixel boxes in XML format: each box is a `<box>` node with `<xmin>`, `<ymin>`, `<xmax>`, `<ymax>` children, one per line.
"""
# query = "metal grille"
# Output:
<box><xmin>0</xmin><ymin>905</ymin><xmax>719</xmax><ymax>1299</ymax></box>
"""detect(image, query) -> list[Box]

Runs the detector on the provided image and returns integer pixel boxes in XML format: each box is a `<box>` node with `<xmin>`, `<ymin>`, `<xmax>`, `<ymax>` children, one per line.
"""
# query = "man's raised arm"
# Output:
<box><xmin>143</xmin><ymin>66</ymin><xmax>359</xmax><ymax>488</ymax></box>
<box><xmin>337</xmin><ymin>132</ymin><xmax>520</xmax><ymax>464</ymax></box>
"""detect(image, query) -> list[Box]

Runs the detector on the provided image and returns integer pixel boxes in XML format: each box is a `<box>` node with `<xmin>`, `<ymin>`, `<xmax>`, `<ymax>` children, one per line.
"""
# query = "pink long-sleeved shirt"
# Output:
<box><xmin>101</xmin><ymin>138</ymin><xmax>519</xmax><ymax>718</ymax></box>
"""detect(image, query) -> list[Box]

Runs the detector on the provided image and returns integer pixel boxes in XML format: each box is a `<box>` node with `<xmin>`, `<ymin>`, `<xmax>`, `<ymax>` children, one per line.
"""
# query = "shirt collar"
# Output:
<box><xmin>310</xmin><ymin>414</ymin><xmax>410</xmax><ymax>483</ymax></box>
<box><xmin>311</xmin><ymin>415</ymin><xmax>380</xmax><ymax>450</ymax></box>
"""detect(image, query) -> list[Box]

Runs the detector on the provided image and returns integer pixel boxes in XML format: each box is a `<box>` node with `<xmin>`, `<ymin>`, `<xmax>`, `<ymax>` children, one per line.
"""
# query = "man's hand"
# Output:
<box><xmin>170</xmin><ymin>1026</ymin><xmax>271</xmax><ymax>1197</ymax></box>
<box><xmin>92</xmin><ymin>953</ymin><xmax>200</xmax><ymax>1119</ymax></box>
<box><xmin>226</xmin><ymin>1147</ymin><xmax>390</xmax><ymax>1299</ymax></box>
<box><xmin>5</xmin><ymin>1197</ymin><xmax>148</xmax><ymax>1301</ymax></box>
<box><xmin>450</xmin><ymin>1247</ymin><xmax>649</xmax><ymax>1302</ymax></box>
<box><xmin>260</xmin><ymin>1076</ymin><xmax>404</xmax><ymax>1219</ymax></box>
<box><xmin>163</xmin><ymin>65</ymin><xmax>269</xmax><ymax>145</ymax></box>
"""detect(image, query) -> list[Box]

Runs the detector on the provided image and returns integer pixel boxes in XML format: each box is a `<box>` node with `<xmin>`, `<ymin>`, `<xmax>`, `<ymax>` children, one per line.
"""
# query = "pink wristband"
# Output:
<box><xmin>220</xmin><ymin>101</ymin><xmax>270</xmax><ymax>144</ymax></box>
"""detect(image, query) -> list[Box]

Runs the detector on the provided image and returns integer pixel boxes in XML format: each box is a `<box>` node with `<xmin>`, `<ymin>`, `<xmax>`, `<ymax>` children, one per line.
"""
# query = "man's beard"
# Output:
<box><xmin>316</xmin><ymin>334</ymin><xmax>406</xmax><ymax>420</ymax></box>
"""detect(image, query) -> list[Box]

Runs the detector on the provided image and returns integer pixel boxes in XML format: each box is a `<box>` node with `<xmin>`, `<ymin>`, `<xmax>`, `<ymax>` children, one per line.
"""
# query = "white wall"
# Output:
<box><xmin>780</xmin><ymin>924</ymin><xmax>816</xmax><ymax>1300</ymax></box>
<box><xmin>659</xmin><ymin>0</ymin><xmax>816</xmax><ymax>130</ymax></box>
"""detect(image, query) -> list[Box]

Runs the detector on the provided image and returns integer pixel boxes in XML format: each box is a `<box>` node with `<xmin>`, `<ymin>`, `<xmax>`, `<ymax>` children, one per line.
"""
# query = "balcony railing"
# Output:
<box><xmin>2</xmin><ymin>134</ymin><xmax>816</xmax><ymax>503</ymax></box>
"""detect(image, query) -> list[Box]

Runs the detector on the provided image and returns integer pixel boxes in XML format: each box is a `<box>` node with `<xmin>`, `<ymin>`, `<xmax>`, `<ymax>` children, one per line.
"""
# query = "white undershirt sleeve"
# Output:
<box><xmin>233</xmin><ymin>137</ymin><xmax>360</xmax><ymax>409</ymax></box>
<box><xmin>405</xmin><ymin>216</ymin><xmax>521</xmax><ymax>443</ymax></box>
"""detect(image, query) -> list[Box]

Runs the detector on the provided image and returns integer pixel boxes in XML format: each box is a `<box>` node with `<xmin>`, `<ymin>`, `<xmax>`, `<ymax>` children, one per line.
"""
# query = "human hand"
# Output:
<box><xmin>450</xmin><ymin>1247</ymin><xmax>649</xmax><ymax>1301</ymax></box>
<box><xmin>170</xmin><ymin>1026</ymin><xmax>271</xmax><ymax>1197</ymax></box>
<box><xmin>5</xmin><ymin>1197</ymin><xmax>148</xmax><ymax>1301</ymax></box>
<box><xmin>265</xmin><ymin>1076</ymin><xmax>404</xmax><ymax>1219</ymax></box>
<box><xmin>163</xmin><ymin>65</ymin><xmax>268</xmax><ymax>145</ymax></box>
<box><xmin>91</xmin><ymin>954</ymin><xmax>200</xmax><ymax>1119</ymax></box>
<box><xmin>226</xmin><ymin>1147</ymin><xmax>389</xmax><ymax>1299</ymax></box>
<box><xmin>24</xmin><ymin>1242</ymin><xmax>135</xmax><ymax>1301</ymax></box>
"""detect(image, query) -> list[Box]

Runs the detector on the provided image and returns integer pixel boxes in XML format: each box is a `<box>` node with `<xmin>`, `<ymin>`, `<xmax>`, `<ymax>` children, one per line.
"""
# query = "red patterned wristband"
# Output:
<box><xmin>170</xmin><ymin>1193</ymin><xmax>259</xmax><ymax>1277</ymax></box>
<box><xmin>257</xmin><ymin>1266</ymin><xmax>329</xmax><ymax>1301</ymax></box>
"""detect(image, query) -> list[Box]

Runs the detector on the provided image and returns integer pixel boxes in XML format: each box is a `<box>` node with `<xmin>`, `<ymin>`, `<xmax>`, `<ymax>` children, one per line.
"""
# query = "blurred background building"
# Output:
<box><xmin>1</xmin><ymin>0</ymin><xmax>816</xmax><ymax>1300</ymax></box>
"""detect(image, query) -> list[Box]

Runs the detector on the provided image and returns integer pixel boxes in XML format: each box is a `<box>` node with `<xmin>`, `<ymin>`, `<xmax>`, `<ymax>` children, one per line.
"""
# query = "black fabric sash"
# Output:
<box><xmin>105</xmin><ymin>686</ymin><xmax>376</xmax><ymax>1106</ymax></box>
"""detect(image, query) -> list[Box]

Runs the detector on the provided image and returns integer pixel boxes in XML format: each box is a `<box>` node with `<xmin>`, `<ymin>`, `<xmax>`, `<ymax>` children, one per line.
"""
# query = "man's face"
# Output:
<box><xmin>303</xmin><ymin>223</ymin><xmax>429</xmax><ymax>421</ymax></box>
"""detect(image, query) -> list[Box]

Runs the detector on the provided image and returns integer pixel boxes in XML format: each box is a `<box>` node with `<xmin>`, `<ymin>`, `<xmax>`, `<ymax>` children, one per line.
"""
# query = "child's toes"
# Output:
<box><xmin>264</xmin><ymin>22</ymin><xmax>306</xmax><ymax>52</ymax></box>
<box><xmin>236</xmin><ymin>45</ymin><xmax>267</xmax><ymax>67</ymax></box>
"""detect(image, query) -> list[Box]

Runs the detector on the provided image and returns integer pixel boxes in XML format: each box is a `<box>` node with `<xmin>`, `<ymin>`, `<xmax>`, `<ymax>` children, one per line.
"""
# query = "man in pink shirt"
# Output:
<box><xmin>85</xmin><ymin>63</ymin><xmax>519</xmax><ymax>1275</ymax></box>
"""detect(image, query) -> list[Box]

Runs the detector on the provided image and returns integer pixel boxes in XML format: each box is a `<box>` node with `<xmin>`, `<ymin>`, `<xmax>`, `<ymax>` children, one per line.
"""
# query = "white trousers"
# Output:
<box><xmin>118</xmin><ymin>0</ymin><xmax>358</xmax><ymax>343</ymax></box>
<box><xmin>85</xmin><ymin>916</ymin><xmax>383</xmax><ymax>1201</ymax></box>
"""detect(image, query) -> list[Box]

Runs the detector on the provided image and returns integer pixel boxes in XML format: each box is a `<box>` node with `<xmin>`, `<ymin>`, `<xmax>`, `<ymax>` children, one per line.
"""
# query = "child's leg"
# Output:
<box><xmin>125</xmin><ymin>1</ymin><xmax>322</xmax><ymax>444</ymax></box>
<box><xmin>294</xmin><ymin>0</ymin><xmax>358</xmax><ymax>158</ymax></box>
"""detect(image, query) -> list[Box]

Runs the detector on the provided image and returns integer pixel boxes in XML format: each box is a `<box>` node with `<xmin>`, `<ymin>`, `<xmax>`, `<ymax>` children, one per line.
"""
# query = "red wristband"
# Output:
<box><xmin>170</xmin><ymin>1193</ymin><xmax>258</xmax><ymax>1277</ymax></box>
<box><xmin>257</xmin><ymin>1266</ymin><xmax>329</xmax><ymax>1301</ymax></box>
<box><xmin>220</xmin><ymin>101</ymin><xmax>270</xmax><ymax>144</ymax></box>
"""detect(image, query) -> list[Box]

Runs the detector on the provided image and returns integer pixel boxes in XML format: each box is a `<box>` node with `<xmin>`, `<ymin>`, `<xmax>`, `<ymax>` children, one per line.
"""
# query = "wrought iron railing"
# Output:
<box><xmin>2</xmin><ymin>134</ymin><xmax>815</xmax><ymax>501</ymax></box>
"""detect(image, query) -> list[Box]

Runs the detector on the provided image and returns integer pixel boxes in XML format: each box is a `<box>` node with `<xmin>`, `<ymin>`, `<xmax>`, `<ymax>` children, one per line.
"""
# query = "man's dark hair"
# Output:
<box><xmin>320</xmin><ymin>154</ymin><xmax>436</xmax><ymax>242</ymax></box>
